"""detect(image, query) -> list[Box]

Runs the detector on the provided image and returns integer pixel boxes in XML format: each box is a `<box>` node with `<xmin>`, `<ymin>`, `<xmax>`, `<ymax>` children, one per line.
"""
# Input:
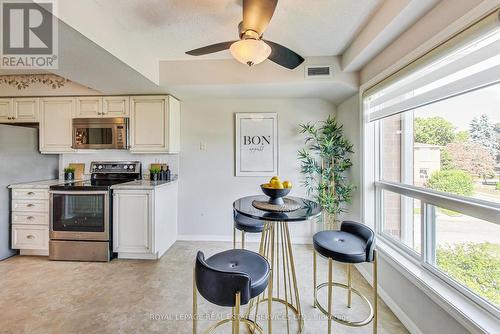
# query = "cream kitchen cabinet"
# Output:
<box><xmin>0</xmin><ymin>98</ymin><xmax>39</xmax><ymax>122</ymax></box>
<box><xmin>103</xmin><ymin>96</ymin><xmax>129</xmax><ymax>117</ymax></box>
<box><xmin>75</xmin><ymin>96</ymin><xmax>102</xmax><ymax>118</ymax></box>
<box><xmin>112</xmin><ymin>181</ymin><xmax>178</xmax><ymax>260</ymax></box>
<box><xmin>74</xmin><ymin>96</ymin><xmax>129</xmax><ymax>118</ymax></box>
<box><xmin>129</xmin><ymin>95</ymin><xmax>180</xmax><ymax>153</ymax></box>
<box><xmin>39</xmin><ymin>97</ymin><xmax>75</xmax><ymax>153</ymax></box>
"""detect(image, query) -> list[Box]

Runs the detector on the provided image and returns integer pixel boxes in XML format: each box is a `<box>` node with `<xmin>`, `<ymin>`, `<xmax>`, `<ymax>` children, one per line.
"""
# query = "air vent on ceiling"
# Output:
<box><xmin>305</xmin><ymin>65</ymin><xmax>332</xmax><ymax>78</ymax></box>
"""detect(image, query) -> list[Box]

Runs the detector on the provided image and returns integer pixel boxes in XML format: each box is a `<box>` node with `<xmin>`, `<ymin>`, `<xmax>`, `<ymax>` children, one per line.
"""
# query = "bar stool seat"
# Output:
<box><xmin>233</xmin><ymin>212</ymin><xmax>265</xmax><ymax>249</ymax></box>
<box><xmin>234</xmin><ymin>213</ymin><xmax>265</xmax><ymax>233</ymax></box>
<box><xmin>312</xmin><ymin>221</ymin><xmax>378</xmax><ymax>334</ymax></box>
<box><xmin>193</xmin><ymin>249</ymin><xmax>270</xmax><ymax>334</ymax></box>
<box><xmin>205</xmin><ymin>249</ymin><xmax>270</xmax><ymax>301</ymax></box>
<box><xmin>313</xmin><ymin>230</ymin><xmax>367</xmax><ymax>263</ymax></box>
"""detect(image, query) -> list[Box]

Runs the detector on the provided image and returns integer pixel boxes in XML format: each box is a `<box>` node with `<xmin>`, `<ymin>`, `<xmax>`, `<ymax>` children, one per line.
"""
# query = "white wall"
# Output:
<box><xmin>59</xmin><ymin>151</ymin><xmax>179</xmax><ymax>180</ymax></box>
<box><xmin>336</xmin><ymin>94</ymin><xmax>361</xmax><ymax>222</ymax></box>
<box><xmin>178</xmin><ymin>98</ymin><xmax>335</xmax><ymax>242</ymax></box>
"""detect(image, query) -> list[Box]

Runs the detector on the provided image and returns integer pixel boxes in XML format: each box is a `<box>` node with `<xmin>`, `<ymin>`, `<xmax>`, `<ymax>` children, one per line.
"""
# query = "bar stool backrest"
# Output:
<box><xmin>341</xmin><ymin>221</ymin><xmax>376</xmax><ymax>262</ymax></box>
<box><xmin>195</xmin><ymin>251</ymin><xmax>252</xmax><ymax>307</ymax></box>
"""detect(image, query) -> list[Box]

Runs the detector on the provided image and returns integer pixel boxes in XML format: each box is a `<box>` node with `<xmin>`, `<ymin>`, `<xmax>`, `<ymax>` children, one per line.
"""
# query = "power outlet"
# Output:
<box><xmin>200</xmin><ymin>142</ymin><xmax>207</xmax><ymax>151</ymax></box>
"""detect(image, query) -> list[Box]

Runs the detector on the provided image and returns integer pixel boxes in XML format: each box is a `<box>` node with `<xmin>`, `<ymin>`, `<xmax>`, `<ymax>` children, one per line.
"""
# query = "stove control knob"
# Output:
<box><xmin>128</xmin><ymin>165</ymin><xmax>135</xmax><ymax>171</ymax></box>
<box><xmin>98</xmin><ymin>165</ymin><xmax>103</xmax><ymax>170</ymax></box>
<box><xmin>123</xmin><ymin>165</ymin><xmax>128</xmax><ymax>169</ymax></box>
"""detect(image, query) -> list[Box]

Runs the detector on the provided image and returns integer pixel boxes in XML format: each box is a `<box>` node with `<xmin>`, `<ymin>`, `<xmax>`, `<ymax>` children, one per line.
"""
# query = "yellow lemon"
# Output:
<box><xmin>275</xmin><ymin>182</ymin><xmax>285</xmax><ymax>189</ymax></box>
<box><xmin>269</xmin><ymin>179</ymin><xmax>281</xmax><ymax>189</ymax></box>
<box><xmin>283</xmin><ymin>181</ymin><xmax>292</xmax><ymax>189</ymax></box>
<box><xmin>262</xmin><ymin>183</ymin><xmax>272</xmax><ymax>188</ymax></box>
<box><xmin>270</xmin><ymin>176</ymin><xmax>280</xmax><ymax>182</ymax></box>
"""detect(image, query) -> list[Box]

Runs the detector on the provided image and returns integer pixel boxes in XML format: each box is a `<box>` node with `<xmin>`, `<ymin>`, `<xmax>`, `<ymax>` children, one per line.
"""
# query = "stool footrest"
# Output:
<box><xmin>314</xmin><ymin>281</ymin><xmax>375</xmax><ymax>327</ymax></box>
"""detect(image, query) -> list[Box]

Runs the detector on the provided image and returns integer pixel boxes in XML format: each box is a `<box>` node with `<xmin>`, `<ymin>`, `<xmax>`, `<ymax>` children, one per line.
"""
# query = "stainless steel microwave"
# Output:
<box><xmin>72</xmin><ymin>118</ymin><xmax>127</xmax><ymax>149</ymax></box>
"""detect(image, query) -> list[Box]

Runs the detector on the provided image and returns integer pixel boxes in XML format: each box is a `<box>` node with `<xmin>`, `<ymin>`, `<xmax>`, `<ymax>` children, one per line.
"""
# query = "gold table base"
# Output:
<box><xmin>246</xmin><ymin>221</ymin><xmax>304</xmax><ymax>334</ymax></box>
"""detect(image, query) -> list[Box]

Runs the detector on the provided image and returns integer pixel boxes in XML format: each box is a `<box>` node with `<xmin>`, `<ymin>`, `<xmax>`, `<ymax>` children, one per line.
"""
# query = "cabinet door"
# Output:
<box><xmin>13</xmin><ymin>98</ymin><xmax>39</xmax><ymax>122</ymax></box>
<box><xmin>113</xmin><ymin>190</ymin><xmax>152</xmax><ymax>254</ymax></box>
<box><xmin>103</xmin><ymin>96</ymin><xmax>129</xmax><ymax>117</ymax></box>
<box><xmin>75</xmin><ymin>97</ymin><xmax>102</xmax><ymax>118</ymax></box>
<box><xmin>167</xmin><ymin>96</ymin><xmax>180</xmax><ymax>153</ymax></box>
<box><xmin>0</xmin><ymin>98</ymin><xmax>13</xmax><ymax>122</ymax></box>
<box><xmin>129</xmin><ymin>96</ymin><xmax>168</xmax><ymax>153</ymax></box>
<box><xmin>39</xmin><ymin>98</ymin><xmax>75</xmax><ymax>153</ymax></box>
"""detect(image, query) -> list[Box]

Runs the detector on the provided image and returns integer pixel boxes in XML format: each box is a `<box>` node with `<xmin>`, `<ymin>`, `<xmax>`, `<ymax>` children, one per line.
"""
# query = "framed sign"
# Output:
<box><xmin>235</xmin><ymin>113</ymin><xmax>278</xmax><ymax>177</ymax></box>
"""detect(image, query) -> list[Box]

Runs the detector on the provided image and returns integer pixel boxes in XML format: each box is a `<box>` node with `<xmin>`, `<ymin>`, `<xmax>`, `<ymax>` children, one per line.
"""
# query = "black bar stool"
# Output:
<box><xmin>312</xmin><ymin>221</ymin><xmax>378</xmax><ymax>334</ymax></box>
<box><xmin>193</xmin><ymin>249</ymin><xmax>270</xmax><ymax>334</ymax></box>
<box><xmin>233</xmin><ymin>212</ymin><xmax>265</xmax><ymax>249</ymax></box>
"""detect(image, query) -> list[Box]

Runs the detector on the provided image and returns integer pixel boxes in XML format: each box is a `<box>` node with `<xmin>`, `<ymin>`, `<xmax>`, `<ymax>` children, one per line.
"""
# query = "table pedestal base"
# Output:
<box><xmin>246</xmin><ymin>221</ymin><xmax>304</xmax><ymax>334</ymax></box>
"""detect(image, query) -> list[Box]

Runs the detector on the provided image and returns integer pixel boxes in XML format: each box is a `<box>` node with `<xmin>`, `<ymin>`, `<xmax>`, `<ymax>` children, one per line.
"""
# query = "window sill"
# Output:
<box><xmin>375</xmin><ymin>240</ymin><xmax>499</xmax><ymax>334</ymax></box>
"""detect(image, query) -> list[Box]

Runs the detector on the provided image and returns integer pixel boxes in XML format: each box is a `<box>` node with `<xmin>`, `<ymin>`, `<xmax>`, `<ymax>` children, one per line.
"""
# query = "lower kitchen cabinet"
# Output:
<box><xmin>113</xmin><ymin>181</ymin><xmax>178</xmax><ymax>259</ymax></box>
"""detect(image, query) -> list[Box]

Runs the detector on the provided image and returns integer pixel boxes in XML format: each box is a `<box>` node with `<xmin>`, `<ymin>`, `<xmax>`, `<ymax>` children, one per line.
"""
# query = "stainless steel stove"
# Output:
<box><xmin>49</xmin><ymin>161</ymin><xmax>141</xmax><ymax>262</ymax></box>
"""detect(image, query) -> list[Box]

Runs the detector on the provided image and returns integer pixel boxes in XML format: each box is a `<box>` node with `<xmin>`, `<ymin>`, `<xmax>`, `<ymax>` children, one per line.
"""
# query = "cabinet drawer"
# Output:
<box><xmin>12</xmin><ymin>200</ymin><xmax>48</xmax><ymax>213</ymax></box>
<box><xmin>12</xmin><ymin>225</ymin><xmax>49</xmax><ymax>250</ymax></box>
<box><xmin>12</xmin><ymin>212</ymin><xmax>48</xmax><ymax>225</ymax></box>
<box><xmin>12</xmin><ymin>188</ymin><xmax>48</xmax><ymax>200</ymax></box>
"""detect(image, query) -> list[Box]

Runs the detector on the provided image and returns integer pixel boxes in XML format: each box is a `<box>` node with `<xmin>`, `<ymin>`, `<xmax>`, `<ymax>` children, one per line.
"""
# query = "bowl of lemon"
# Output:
<box><xmin>261</xmin><ymin>176</ymin><xmax>292</xmax><ymax>205</ymax></box>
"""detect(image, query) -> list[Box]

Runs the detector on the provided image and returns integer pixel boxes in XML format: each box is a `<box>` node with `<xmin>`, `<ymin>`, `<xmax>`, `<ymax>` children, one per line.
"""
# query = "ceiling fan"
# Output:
<box><xmin>185</xmin><ymin>0</ymin><xmax>304</xmax><ymax>70</ymax></box>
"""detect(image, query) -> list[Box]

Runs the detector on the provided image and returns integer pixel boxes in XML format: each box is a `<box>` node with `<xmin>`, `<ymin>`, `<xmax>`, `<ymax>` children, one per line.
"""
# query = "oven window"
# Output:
<box><xmin>75</xmin><ymin>128</ymin><xmax>113</xmax><ymax>145</ymax></box>
<box><xmin>52</xmin><ymin>194</ymin><xmax>106</xmax><ymax>232</ymax></box>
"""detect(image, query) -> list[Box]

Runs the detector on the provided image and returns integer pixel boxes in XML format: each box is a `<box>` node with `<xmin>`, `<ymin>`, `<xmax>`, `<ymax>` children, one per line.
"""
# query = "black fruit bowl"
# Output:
<box><xmin>261</xmin><ymin>185</ymin><xmax>291</xmax><ymax>205</ymax></box>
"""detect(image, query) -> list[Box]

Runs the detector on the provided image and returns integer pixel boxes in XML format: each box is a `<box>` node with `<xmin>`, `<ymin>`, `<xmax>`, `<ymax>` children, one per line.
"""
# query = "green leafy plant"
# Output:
<box><xmin>298</xmin><ymin>116</ymin><xmax>355</xmax><ymax>219</ymax></box>
<box><xmin>427</xmin><ymin>169</ymin><xmax>473</xmax><ymax>196</ymax></box>
<box><xmin>437</xmin><ymin>242</ymin><xmax>499</xmax><ymax>307</ymax></box>
<box><xmin>150</xmin><ymin>167</ymin><xmax>161</xmax><ymax>175</ymax></box>
<box><xmin>415</xmin><ymin>116</ymin><xmax>456</xmax><ymax>146</ymax></box>
<box><xmin>64</xmin><ymin>167</ymin><xmax>75</xmax><ymax>173</ymax></box>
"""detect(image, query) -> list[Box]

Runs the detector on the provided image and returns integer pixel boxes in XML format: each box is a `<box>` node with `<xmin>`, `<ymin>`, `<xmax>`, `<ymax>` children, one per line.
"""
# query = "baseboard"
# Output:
<box><xmin>356</xmin><ymin>263</ymin><xmax>423</xmax><ymax>334</ymax></box>
<box><xmin>177</xmin><ymin>234</ymin><xmax>313</xmax><ymax>245</ymax></box>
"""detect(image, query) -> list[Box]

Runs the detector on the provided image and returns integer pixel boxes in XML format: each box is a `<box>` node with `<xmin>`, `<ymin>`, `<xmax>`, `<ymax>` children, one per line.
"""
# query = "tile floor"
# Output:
<box><xmin>0</xmin><ymin>241</ymin><xmax>408</xmax><ymax>333</ymax></box>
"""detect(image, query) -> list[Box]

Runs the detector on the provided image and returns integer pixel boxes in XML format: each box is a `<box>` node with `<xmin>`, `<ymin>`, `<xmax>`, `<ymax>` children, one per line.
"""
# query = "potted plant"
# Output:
<box><xmin>298</xmin><ymin>116</ymin><xmax>355</xmax><ymax>229</ymax></box>
<box><xmin>150</xmin><ymin>167</ymin><xmax>161</xmax><ymax>181</ymax></box>
<box><xmin>64</xmin><ymin>167</ymin><xmax>75</xmax><ymax>181</ymax></box>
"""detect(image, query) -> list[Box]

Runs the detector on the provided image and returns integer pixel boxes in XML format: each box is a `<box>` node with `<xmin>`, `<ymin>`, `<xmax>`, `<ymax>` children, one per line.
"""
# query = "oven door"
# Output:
<box><xmin>50</xmin><ymin>191</ymin><xmax>109</xmax><ymax>241</ymax></box>
<box><xmin>72</xmin><ymin>118</ymin><xmax>126</xmax><ymax>149</ymax></box>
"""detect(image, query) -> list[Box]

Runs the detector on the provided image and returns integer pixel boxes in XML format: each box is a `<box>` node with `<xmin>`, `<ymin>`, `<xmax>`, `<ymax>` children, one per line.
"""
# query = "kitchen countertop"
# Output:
<box><xmin>111</xmin><ymin>176</ymin><xmax>178</xmax><ymax>190</ymax></box>
<box><xmin>8</xmin><ymin>179</ymin><xmax>77</xmax><ymax>189</ymax></box>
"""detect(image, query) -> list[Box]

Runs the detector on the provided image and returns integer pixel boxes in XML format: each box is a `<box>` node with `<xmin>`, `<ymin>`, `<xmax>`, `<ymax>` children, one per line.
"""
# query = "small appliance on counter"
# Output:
<box><xmin>49</xmin><ymin>161</ymin><xmax>141</xmax><ymax>262</ymax></box>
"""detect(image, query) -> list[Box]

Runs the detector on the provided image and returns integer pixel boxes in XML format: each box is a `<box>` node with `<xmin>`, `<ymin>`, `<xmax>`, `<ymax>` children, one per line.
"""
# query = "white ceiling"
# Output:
<box><xmin>89</xmin><ymin>0</ymin><xmax>381</xmax><ymax>60</ymax></box>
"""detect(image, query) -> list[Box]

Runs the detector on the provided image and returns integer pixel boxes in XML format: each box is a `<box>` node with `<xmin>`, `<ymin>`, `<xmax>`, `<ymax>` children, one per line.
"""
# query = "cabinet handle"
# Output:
<box><xmin>26</xmin><ymin>235</ymin><xmax>35</xmax><ymax>239</ymax></box>
<box><xmin>26</xmin><ymin>204</ymin><xmax>35</xmax><ymax>207</ymax></box>
<box><xmin>27</xmin><ymin>192</ymin><xmax>35</xmax><ymax>195</ymax></box>
<box><xmin>27</xmin><ymin>216</ymin><xmax>35</xmax><ymax>220</ymax></box>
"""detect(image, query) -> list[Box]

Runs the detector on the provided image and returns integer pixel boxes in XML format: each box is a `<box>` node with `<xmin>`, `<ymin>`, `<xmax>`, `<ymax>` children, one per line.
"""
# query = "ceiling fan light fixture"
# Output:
<box><xmin>230</xmin><ymin>39</ymin><xmax>271</xmax><ymax>66</ymax></box>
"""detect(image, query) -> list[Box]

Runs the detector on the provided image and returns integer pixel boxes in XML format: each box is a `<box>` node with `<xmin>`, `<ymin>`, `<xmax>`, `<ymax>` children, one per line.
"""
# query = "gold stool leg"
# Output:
<box><xmin>233</xmin><ymin>226</ymin><xmax>236</xmax><ymax>249</ymax></box>
<box><xmin>192</xmin><ymin>267</ymin><xmax>197</xmax><ymax>334</ymax></box>
<box><xmin>373</xmin><ymin>250</ymin><xmax>378</xmax><ymax>334</ymax></box>
<box><xmin>328</xmin><ymin>258</ymin><xmax>333</xmax><ymax>334</ymax></box>
<box><xmin>347</xmin><ymin>264</ymin><xmax>352</xmax><ymax>308</ymax></box>
<box><xmin>313</xmin><ymin>249</ymin><xmax>317</xmax><ymax>308</ymax></box>
<box><xmin>234</xmin><ymin>292</ymin><xmax>241</xmax><ymax>334</ymax></box>
<box><xmin>242</xmin><ymin>231</ymin><xmax>245</xmax><ymax>249</ymax></box>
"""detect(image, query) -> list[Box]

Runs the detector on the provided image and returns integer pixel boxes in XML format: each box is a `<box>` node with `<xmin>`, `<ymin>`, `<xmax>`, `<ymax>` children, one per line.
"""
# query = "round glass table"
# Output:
<box><xmin>233</xmin><ymin>195</ymin><xmax>322</xmax><ymax>334</ymax></box>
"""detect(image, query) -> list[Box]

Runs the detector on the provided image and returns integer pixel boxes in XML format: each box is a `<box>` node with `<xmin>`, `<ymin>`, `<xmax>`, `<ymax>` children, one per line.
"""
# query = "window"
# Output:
<box><xmin>364</xmin><ymin>10</ymin><xmax>500</xmax><ymax>316</ymax></box>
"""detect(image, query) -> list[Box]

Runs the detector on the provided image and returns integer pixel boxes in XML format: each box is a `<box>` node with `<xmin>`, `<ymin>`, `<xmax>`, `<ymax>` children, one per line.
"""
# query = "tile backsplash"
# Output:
<box><xmin>59</xmin><ymin>151</ymin><xmax>179</xmax><ymax>180</ymax></box>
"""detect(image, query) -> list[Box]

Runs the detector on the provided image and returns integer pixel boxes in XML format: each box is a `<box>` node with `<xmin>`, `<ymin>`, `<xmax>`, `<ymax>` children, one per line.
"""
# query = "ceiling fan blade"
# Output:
<box><xmin>242</xmin><ymin>0</ymin><xmax>278</xmax><ymax>36</ymax></box>
<box><xmin>264</xmin><ymin>40</ymin><xmax>304</xmax><ymax>69</ymax></box>
<box><xmin>186</xmin><ymin>41</ymin><xmax>237</xmax><ymax>56</ymax></box>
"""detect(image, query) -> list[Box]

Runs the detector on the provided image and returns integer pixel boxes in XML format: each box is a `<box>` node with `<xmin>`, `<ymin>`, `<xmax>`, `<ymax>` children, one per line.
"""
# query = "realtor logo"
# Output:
<box><xmin>1</xmin><ymin>0</ymin><xmax>58</xmax><ymax>69</ymax></box>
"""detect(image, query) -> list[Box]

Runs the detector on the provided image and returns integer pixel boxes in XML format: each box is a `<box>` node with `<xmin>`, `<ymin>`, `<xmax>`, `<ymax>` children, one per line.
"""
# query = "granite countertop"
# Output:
<box><xmin>111</xmin><ymin>176</ymin><xmax>178</xmax><ymax>190</ymax></box>
<box><xmin>8</xmin><ymin>179</ymin><xmax>75</xmax><ymax>189</ymax></box>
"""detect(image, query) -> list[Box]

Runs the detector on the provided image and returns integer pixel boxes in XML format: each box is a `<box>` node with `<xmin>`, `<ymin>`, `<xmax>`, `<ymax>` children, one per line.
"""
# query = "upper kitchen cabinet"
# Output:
<box><xmin>75</xmin><ymin>96</ymin><xmax>130</xmax><ymax>118</ymax></box>
<box><xmin>13</xmin><ymin>98</ymin><xmax>39</xmax><ymax>122</ymax></box>
<box><xmin>75</xmin><ymin>97</ymin><xmax>102</xmax><ymax>118</ymax></box>
<box><xmin>0</xmin><ymin>98</ymin><xmax>13</xmax><ymax>122</ymax></box>
<box><xmin>129</xmin><ymin>95</ymin><xmax>180</xmax><ymax>153</ymax></box>
<box><xmin>103</xmin><ymin>96</ymin><xmax>129</xmax><ymax>117</ymax></box>
<box><xmin>0</xmin><ymin>98</ymin><xmax>39</xmax><ymax>122</ymax></box>
<box><xmin>39</xmin><ymin>97</ymin><xmax>75</xmax><ymax>153</ymax></box>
